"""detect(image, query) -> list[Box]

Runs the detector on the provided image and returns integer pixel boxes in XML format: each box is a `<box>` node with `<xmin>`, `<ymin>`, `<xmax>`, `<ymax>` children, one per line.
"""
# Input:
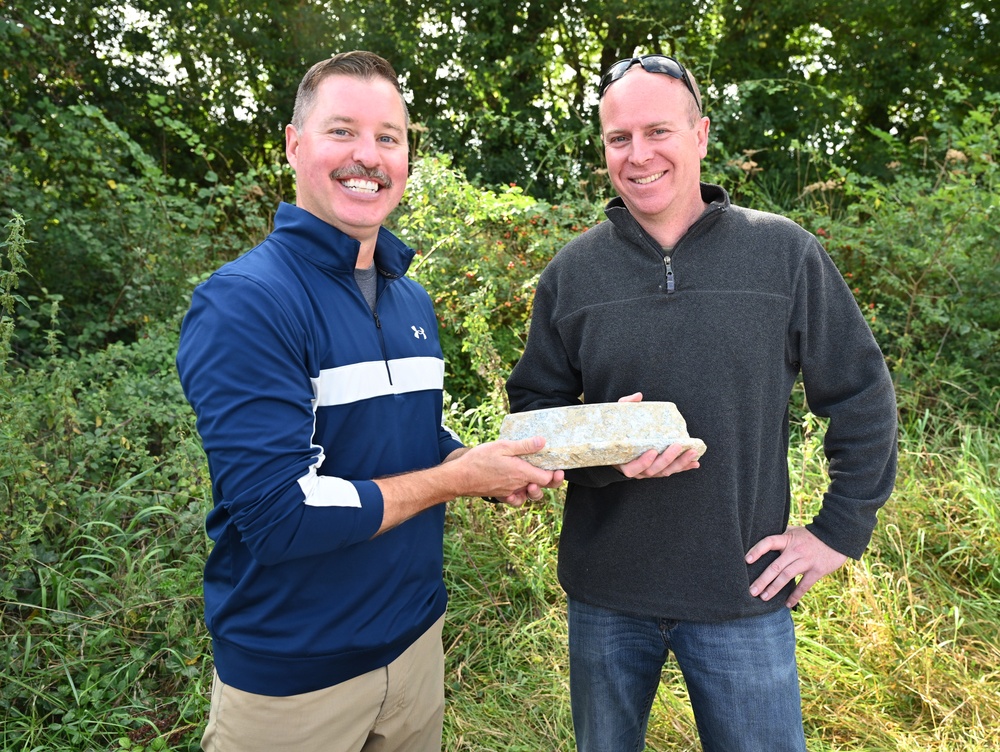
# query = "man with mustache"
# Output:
<box><xmin>177</xmin><ymin>51</ymin><xmax>563</xmax><ymax>752</ymax></box>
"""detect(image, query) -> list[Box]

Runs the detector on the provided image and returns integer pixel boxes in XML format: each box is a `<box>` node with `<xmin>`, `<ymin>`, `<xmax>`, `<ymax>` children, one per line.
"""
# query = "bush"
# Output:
<box><xmin>810</xmin><ymin>96</ymin><xmax>998</xmax><ymax>426</ymax></box>
<box><xmin>1</xmin><ymin>99</ymin><xmax>282</xmax><ymax>356</ymax></box>
<box><xmin>722</xmin><ymin>92</ymin><xmax>1000</xmax><ymax>428</ymax></box>
<box><xmin>2</xmin><ymin>223</ymin><xmax>210</xmax><ymax>746</ymax></box>
<box><xmin>0</xmin><ymin>321</ymin><xmax>212</xmax><ymax>749</ymax></box>
<box><xmin>395</xmin><ymin>154</ymin><xmax>604</xmax><ymax>407</ymax></box>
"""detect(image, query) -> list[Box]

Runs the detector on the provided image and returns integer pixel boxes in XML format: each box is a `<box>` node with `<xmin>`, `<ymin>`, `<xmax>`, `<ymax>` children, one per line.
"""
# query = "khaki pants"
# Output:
<box><xmin>201</xmin><ymin>615</ymin><xmax>445</xmax><ymax>752</ymax></box>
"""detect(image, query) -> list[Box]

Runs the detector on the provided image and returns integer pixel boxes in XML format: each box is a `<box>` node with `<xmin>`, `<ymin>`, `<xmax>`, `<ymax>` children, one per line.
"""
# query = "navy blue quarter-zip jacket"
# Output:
<box><xmin>177</xmin><ymin>202</ymin><xmax>462</xmax><ymax>695</ymax></box>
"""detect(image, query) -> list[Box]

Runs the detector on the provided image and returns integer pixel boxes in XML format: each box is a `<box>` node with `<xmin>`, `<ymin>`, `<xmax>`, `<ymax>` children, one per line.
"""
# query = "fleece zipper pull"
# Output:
<box><xmin>663</xmin><ymin>255</ymin><xmax>675</xmax><ymax>293</ymax></box>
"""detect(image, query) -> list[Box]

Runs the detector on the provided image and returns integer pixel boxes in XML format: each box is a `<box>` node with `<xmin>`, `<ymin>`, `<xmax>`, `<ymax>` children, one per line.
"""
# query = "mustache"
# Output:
<box><xmin>330</xmin><ymin>165</ymin><xmax>393</xmax><ymax>188</ymax></box>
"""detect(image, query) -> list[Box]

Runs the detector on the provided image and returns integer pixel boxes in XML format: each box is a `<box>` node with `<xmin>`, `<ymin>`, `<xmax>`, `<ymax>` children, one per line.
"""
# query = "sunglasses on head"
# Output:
<box><xmin>598</xmin><ymin>54</ymin><xmax>702</xmax><ymax>112</ymax></box>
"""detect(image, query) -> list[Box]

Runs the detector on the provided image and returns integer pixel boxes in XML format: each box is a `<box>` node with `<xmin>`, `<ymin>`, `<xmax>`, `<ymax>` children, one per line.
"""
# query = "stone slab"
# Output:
<box><xmin>498</xmin><ymin>401</ymin><xmax>707</xmax><ymax>470</ymax></box>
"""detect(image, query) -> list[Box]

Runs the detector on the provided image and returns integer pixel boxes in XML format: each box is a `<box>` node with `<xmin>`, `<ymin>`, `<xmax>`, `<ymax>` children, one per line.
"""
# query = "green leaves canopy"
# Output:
<box><xmin>5</xmin><ymin>0</ymin><xmax>996</xmax><ymax>195</ymax></box>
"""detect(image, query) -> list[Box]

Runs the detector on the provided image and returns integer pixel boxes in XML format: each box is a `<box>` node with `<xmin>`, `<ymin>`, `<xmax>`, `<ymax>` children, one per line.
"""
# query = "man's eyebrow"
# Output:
<box><xmin>379</xmin><ymin>121</ymin><xmax>406</xmax><ymax>136</ymax></box>
<box><xmin>319</xmin><ymin>114</ymin><xmax>405</xmax><ymax>135</ymax></box>
<box><xmin>604</xmin><ymin>119</ymin><xmax>684</xmax><ymax>135</ymax></box>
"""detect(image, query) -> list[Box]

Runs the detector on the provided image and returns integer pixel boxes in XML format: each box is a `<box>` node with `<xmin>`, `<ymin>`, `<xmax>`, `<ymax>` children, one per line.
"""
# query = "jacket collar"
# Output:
<box><xmin>270</xmin><ymin>202</ymin><xmax>415</xmax><ymax>278</ymax></box>
<box><xmin>604</xmin><ymin>182</ymin><xmax>730</xmax><ymax>249</ymax></box>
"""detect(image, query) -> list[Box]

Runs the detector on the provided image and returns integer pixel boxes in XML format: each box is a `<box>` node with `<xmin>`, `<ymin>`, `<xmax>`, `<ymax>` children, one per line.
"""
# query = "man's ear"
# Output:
<box><xmin>696</xmin><ymin>117</ymin><xmax>711</xmax><ymax>159</ymax></box>
<box><xmin>285</xmin><ymin>124</ymin><xmax>300</xmax><ymax>170</ymax></box>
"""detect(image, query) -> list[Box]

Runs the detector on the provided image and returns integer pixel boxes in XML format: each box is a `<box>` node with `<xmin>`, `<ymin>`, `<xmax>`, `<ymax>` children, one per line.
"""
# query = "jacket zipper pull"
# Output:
<box><xmin>663</xmin><ymin>255</ymin><xmax>675</xmax><ymax>293</ymax></box>
<box><xmin>373</xmin><ymin>311</ymin><xmax>382</xmax><ymax>328</ymax></box>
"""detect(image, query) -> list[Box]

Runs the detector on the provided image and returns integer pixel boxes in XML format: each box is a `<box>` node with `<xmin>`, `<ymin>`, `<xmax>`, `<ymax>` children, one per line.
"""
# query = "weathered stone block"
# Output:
<box><xmin>499</xmin><ymin>402</ymin><xmax>707</xmax><ymax>470</ymax></box>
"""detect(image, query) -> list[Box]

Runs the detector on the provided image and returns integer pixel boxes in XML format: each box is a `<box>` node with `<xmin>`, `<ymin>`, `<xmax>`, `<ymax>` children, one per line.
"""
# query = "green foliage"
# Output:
<box><xmin>1</xmin><ymin>1</ymin><xmax>331</xmax><ymax>185</ymax></box>
<box><xmin>788</xmin><ymin>418</ymin><xmax>1000</xmax><ymax>751</ymax></box>
<box><xmin>701</xmin><ymin>87</ymin><xmax>999</xmax><ymax>428</ymax></box>
<box><xmin>395</xmin><ymin>155</ymin><xmax>604</xmax><ymax>405</ymax></box>
<box><xmin>1</xmin><ymin>97</ymin><xmax>282</xmax><ymax>354</ymax></box>
<box><xmin>785</xmin><ymin>93</ymin><xmax>1000</xmax><ymax>424</ymax></box>
<box><xmin>2</xmin><ymin>22</ymin><xmax>999</xmax><ymax>744</ymax></box>
<box><xmin>703</xmin><ymin>0</ymin><xmax>999</xmax><ymax>191</ymax></box>
<box><xmin>1</xmin><ymin>213</ymin><xmax>31</xmax><ymax>367</ymax></box>
<box><xmin>2</xmin><ymin>217</ymin><xmax>213</xmax><ymax>746</ymax></box>
<box><xmin>1</xmin><ymin>315</ymin><xmax>210</xmax><ymax>750</ymax></box>
<box><xmin>7</xmin><ymin>0</ymin><xmax>996</xmax><ymax>202</ymax></box>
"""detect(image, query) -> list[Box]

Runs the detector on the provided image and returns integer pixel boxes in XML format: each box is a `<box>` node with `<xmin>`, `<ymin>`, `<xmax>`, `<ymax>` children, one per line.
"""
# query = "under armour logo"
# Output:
<box><xmin>411</xmin><ymin>326</ymin><xmax>427</xmax><ymax>339</ymax></box>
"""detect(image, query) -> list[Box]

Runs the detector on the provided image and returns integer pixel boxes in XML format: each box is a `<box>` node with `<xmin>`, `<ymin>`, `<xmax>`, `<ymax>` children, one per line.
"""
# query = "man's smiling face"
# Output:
<box><xmin>285</xmin><ymin>73</ymin><xmax>408</xmax><ymax>248</ymax></box>
<box><xmin>600</xmin><ymin>68</ymin><xmax>709</xmax><ymax>236</ymax></box>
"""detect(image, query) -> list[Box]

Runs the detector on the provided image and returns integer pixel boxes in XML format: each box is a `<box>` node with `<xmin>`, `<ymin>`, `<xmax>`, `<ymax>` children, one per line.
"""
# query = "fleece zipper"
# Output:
<box><xmin>657</xmin><ymin>202</ymin><xmax>726</xmax><ymax>295</ymax></box>
<box><xmin>663</xmin><ymin>255</ymin><xmax>675</xmax><ymax>293</ymax></box>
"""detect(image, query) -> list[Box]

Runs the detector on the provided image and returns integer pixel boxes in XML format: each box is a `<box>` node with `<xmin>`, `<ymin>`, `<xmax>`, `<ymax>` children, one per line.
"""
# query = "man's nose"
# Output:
<box><xmin>628</xmin><ymin>137</ymin><xmax>653</xmax><ymax>165</ymax></box>
<box><xmin>352</xmin><ymin>134</ymin><xmax>381</xmax><ymax>166</ymax></box>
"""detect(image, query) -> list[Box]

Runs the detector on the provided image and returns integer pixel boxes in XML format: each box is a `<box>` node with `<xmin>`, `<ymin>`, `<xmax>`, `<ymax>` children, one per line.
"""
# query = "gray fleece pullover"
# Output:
<box><xmin>506</xmin><ymin>183</ymin><xmax>898</xmax><ymax>622</ymax></box>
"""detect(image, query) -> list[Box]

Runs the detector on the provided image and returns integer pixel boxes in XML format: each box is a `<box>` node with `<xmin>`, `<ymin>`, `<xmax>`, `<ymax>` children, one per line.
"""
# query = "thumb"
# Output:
<box><xmin>508</xmin><ymin>436</ymin><xmax>545</xmax><ymax>456</ymax></box>
<box><xmin>618</xmin><ymin>392</ymin><xmax>643</xmax><ymax>403</ymax></box>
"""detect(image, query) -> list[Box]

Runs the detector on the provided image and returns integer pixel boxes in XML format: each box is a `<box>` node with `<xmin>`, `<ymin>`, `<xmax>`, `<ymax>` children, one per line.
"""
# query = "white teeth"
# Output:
<box><xmin>633</xmin><ymin>172</ymin><xmax>664</xmax><ymax>185</ymax></box>
<box><xmin>342</xmin><ymin>178</ymin><xmax>379</xmax><ymax>193</ymax></box>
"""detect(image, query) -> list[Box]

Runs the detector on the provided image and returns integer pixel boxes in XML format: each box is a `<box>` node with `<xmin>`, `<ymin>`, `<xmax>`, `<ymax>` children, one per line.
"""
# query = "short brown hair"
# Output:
<box><xmin>291</xmin><ymin>51</ymin><xmax>408</xmax><ymax>131</ymax></box>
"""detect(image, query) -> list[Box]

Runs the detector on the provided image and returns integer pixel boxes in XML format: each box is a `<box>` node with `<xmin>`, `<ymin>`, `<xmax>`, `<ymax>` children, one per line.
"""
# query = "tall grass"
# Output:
<box><xmin>790</xmin><ymin>419</ymin><xmax>1000</xmax><ymax>751</ymax></box>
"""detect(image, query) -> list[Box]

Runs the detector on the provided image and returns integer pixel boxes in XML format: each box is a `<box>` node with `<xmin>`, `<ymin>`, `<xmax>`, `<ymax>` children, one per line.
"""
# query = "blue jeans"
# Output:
<box><xmin>568</xmin><ymin>598</ymin><xmax>807</xmax><ymax>752</ymax></box>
